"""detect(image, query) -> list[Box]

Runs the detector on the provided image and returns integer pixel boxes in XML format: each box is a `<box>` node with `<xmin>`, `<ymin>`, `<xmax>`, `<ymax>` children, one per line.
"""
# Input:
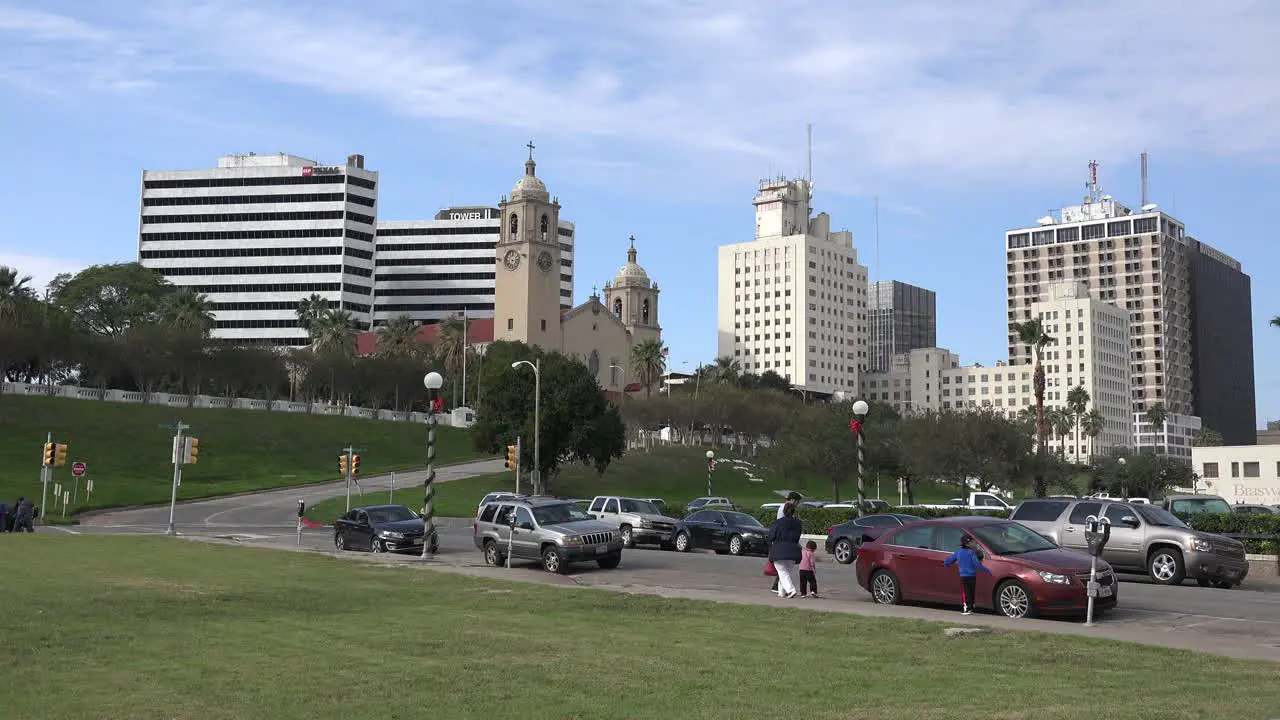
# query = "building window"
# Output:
<box><xmin>642</xmin><ymin>298</ymin><xmax>650</xmax><ymax>325</ymax></box>
<box><xmin>1231</xmin><ymin>462</ymin><xmax>1239</xmax><ymax>478</ymax></box>
<box><xmin>1202</xmin><ymin>463</ymin><xmax>1219</xmax><ymax>479</ymax></box>
<box><xmin>540</xmin><ymin>319</ymin><xmax>547</xmax><ymax>332</ymax></box>
<box><xmin>1243</xmin><ymin>462</ymin><xmax>1261</xmax><ymax>478</ymax></box>
<box><xmin>613</xmin><ymin>298</ymin><xmax>623</xmax><ymax>318</ymax></box>
<box><xmin>540</xmin><ymin>214</ymin><xmax>549</xmax><ymax>240</ymax></box>
<box><xmin>588</xmin><ymin>350</ymin><xmax>600</xmax><ymax>377</ymax></box>
<box><xmin>509</xmin><ymin>213</ymin><xmax>518</xmax><ymax>237</ymax></box>
<box><xmin>507</xmin><ymin>318</ymin><xmax>514</xmax><ymax>330</ymax></box>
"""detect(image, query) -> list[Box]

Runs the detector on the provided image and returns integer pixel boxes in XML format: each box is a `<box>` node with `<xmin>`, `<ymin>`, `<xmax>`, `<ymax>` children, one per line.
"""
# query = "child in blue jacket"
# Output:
<box><xmin>943</xmin><ymin>536</ymin><xmax>992</xmax><ymax>615</ymax></box>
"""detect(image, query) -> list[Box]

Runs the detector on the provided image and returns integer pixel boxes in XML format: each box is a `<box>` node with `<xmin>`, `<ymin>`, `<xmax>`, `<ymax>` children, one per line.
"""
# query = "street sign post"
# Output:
<box><xmin>72</xmin><ymin>462</ymin><xmax>86</xmax><ymax>505</ymax></box>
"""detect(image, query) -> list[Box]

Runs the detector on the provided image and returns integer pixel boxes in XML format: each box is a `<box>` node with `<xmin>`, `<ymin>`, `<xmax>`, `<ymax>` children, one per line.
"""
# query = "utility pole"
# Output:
<box><xmin>160</xmin><ymin>421</ymin><xmax>192</xmax><ymax>535</ymax></box>
<box><xmin>515</xmin><ymin>435</ymin><xmax>522</xmax><ymax>495</ymax></box>
<box><xmin>40</xmin><ymin>431</ymin><xmax>51</xmax><ymax>521</ymax></box>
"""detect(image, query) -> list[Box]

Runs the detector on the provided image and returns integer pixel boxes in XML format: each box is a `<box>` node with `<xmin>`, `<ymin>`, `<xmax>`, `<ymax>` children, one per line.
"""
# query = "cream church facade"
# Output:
<box><xmin>492</xmin><ymin>148</ymin><xmax>663</xmax><ymax>394</ymax></box>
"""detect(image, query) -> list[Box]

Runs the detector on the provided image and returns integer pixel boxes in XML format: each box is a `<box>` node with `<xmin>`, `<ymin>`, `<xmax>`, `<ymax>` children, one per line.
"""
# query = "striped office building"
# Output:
<box><xmin>373</xmin><ymin>206</ymin><xmax>575</xmax><ymax>327</ymax></box>
<box><xmin>138</xmin><ymin>152</ymin><xmax>378</xmax><ymax>346</ymax></box>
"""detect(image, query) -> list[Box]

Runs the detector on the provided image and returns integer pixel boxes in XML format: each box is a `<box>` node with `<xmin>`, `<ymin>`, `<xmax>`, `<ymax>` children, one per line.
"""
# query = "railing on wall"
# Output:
<box><xmin>0</xmin><ymin>381</ymin><xmax>470</xmax><ymax>428</ymax></box>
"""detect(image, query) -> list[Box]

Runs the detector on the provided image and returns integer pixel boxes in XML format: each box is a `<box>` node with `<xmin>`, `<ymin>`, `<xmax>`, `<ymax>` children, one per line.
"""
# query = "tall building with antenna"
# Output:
<box><xmin>716</xmin><ymin>174</ymin><xmax>869</xmax><ymax>398</ymax></box>
<box><xmin>1004</xmin><ymin>159</ymin><xmax>1254</xmax><ymax>456</ymax></box>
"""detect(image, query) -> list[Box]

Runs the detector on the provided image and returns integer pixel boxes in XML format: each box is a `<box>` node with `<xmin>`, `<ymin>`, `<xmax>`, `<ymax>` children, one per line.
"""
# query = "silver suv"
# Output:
<box><xmin>1010</xmin><ymin>498</ymin><xmax>1249</xmax><ymax>588</ymax></box>
<box><xmin>587</xmin><ymin>496</ymin><xmax>678</xmax><ymax>548</ymax></box>
<box><xmin>473</xmin><ymin>496</ymin><xmax>623</xmax><ymax>574</ymax></box>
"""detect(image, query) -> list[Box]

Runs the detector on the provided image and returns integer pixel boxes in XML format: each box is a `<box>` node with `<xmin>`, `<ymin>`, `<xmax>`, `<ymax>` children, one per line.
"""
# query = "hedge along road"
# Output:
<box><xmin>69</xmin><ymin>463</ymin><xmax>1280</xmax><ymax>663</ymax></box>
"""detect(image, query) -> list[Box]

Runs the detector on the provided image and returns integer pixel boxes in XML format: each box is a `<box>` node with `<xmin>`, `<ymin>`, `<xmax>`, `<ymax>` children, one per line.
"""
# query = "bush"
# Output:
<box><xmin>1177</xmin><ymin>513</ymin><xmax>1280</xmax><ymax>555</ymax></box>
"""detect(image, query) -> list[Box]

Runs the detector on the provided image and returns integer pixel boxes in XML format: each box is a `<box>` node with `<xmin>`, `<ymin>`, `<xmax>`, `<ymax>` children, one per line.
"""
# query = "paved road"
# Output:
<box><xmin>61</xmin><ymin>462</ymin><xmax>1280</xmax><ymax>662</ymax></box>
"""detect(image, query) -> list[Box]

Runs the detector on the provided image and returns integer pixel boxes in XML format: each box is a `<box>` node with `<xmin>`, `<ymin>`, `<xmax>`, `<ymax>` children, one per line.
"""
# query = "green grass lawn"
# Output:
<box><xmin>302</xmin><ymin>444</ymin><xmax>997</xmax><ymax>524</ymax></box>
<box><xmin>3</xmin><ymin>536</ymin><xmax>1277</xmax><ymax>720</ymax></box>
<box><xmin>0</xmin><ymin>394</ymin><xmax>482</xmax><ymax>518</ymax></box>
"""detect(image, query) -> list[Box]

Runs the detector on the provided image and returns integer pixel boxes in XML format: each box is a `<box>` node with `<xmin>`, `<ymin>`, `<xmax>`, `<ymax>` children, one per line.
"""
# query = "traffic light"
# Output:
<box><xmin>183</xmin><ymin>437</ymin><xmax>200</xmax><ymax>465</ymax></box>
<box><xmin>504</xmin><ymin>445</ymin><xmax>517</xmax><ymax>470</ymax></box>
<box><xmin>42</xmin><ymin>442</ymin><xmax>55</xmax><ymax>467</ymax></box>
<box><xmin>339</xmin><ymin>455</ymin><xmax>349</xmax><ymax>476</ymax></box>
<box><xmin>54</xmin><ymin>443</ymin><xmax>68</xmax><ymax>466</ymax></box>
<box><xmin>351</xmin><ymin>454</ymin><xmax>361</xmax><ymax>476</ymax></box>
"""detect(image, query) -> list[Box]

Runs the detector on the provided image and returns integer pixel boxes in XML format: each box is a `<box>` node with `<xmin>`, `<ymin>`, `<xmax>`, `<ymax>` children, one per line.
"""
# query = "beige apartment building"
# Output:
<box><xmin>861</xmin><ymin>281</ymin><xmax>1132</xmax><ymax>461</ymax></box>
<box><xmin>717</xmin><ymin>177</ymin><xmax>869</xmax><ymax>397</ymax></box>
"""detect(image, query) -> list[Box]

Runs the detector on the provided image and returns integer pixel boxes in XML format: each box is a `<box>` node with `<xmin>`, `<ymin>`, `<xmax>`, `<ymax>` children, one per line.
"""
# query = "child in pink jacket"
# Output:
<box><xmin>799</xmin><ymin>540</ymin><xmax>819</xmax><ymax>598</ymax></box>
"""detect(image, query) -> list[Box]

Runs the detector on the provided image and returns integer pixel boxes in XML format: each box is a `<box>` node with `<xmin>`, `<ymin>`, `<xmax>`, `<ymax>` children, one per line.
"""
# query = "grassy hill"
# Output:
<box><xmin>0</xmin><ymin>394</ymin><xmax>481</xmax><ymax>518</ymax></box>
<box><xmin>305</xmin><ymin>443</ymin><xmax>960</xmax><ymax>523</ymax></box>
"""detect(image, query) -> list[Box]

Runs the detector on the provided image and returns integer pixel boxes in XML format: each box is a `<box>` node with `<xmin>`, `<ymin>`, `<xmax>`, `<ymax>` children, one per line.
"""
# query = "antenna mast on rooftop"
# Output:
<box><xmin>1140</xmin><ymin>151</ymin><xmax>1149</xmax><ymax>207</ymax></box>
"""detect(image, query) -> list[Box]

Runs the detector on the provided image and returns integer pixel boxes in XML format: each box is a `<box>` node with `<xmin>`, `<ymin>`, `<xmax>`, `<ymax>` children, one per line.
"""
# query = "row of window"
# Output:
<box><xmin>374</xmin><ymin>303</ymin><xmax>498</xmax><ymax>313</ymax></box>
<box><xmin>143</xmin><ymin>192</ymin><xmax>376</xmax><ymax>208</ymax></box>
<box><xmin>376</xmin><ymin>272</ymin><xmax>495</xmax><ymax>284</ymax></box>
<box><xmin>155</xmin><ymin>264</ymin><xmax>372</xmax><ymax>278</ymax></box>
<box><xmin>142</xmin><ymin>246</ymin><xmax>374</xmax><ymax>261</ymax></box>
<box><xmin>141</xmin><ymin>210</ymin><xmax>376</xmax><ymax>226</ymax></box>
<box><xmin>144</xmin><ymin>174</ymin><xmax>377</xmax><ymax>191</ymax></box>
<box><xmin>142</xmin><ymin>228</ymin><xmax>375</xmax><ymax>243</ymax></box>
<box><xmin>188</xmin><ymin>282</ymin><xmax>372</xmax><ymax>296</ymax></box>
<box><xmin>380</xmin><ymin>225</ymin><xmax>574</xmax><ymax>238</ymax></box>
<box><xmin>376</xmin><ymin>286</ymin><xmax>495</xmax><ymax>297</ymax></box>
<box><xmin>1201</xmin><ymin>461</ymin><xmax>1280</xmax><ymax>479</ymax></box>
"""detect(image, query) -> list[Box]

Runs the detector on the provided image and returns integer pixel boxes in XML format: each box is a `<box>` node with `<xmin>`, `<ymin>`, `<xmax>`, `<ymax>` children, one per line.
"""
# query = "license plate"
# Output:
<box><xmin>411</xmin><ymin>538</ymin><xmax>423</xmax><ymax>545</ymax></box>
<box><xmin>595</xmin><ymin>545</ymin><xmax>610</xmax><ymax>554</ymax></box>
<box><xmin>1098</xmin><ymin>585</ymin><xmax>1113</xmax><ymax>598</ymax></box>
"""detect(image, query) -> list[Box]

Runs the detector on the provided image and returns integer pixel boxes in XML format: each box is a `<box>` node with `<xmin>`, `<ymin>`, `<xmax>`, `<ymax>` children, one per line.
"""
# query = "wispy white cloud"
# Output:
<box><xmin>4</xmin><ymin>0</ymin><xmax>1280</xmax><ymax>192</ymax></box>
<box><xmin>0</xmin><ymin>251</ymin><xmax>89</xmax><ymax>294</ymax></box>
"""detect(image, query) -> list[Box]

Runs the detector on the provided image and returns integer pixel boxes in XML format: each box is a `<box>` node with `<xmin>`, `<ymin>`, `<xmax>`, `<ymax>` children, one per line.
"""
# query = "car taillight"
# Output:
<box><xmin>827</xmin><ymin>526</ymin><xmax>835</xmax><ymax>535</ymax></box>
<box><xmin>472</xmin><ymin>522</ymin><xmax>477</xmax><ymax>536</ymax></box>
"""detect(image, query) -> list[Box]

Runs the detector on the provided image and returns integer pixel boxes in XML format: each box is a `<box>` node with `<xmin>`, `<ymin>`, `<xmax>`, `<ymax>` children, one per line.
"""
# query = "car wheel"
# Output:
<box><xmin>542</xmin><ymin>546</ymin><xmax>567</xmax><ymax>574</ymax></box>
<box><xmin>371</xmin><ymin>538</ymin><xmax>384</xmax><ymax>553</ymax></box>
<box><xmin>833</xmin><ymin>538</ymin><xmax>855</xmax><ymax>565</ymax></box>
<box><xmin>1214</xmin><ymin>580</ymin><xmax>1236</xmax><ymax>590</ymax></box>
<box><xmin>620</xmin><ymin>525</ymin><xmax>635</xmax><ymax>549</ymax></box>
<box><xmin>597</xmin><ymin>553</ymin><xmax>621</xmax><ymax>569</ymax></box>
<box><xmin>674</xmin><ymin>531</ymin><xmax>692</xmax><ymax>552</ymax></box>
<box><xmin>870</xmin><ymin>570</ymin><xmax>901</xmax><ymax>605</ymax></box>
<box><xmin>1148</xmin><ymin>548</ymin><xmax>1186</xmax><ymax>585</ymax></box>
<box><xmin>996</xmin><ymin>580</ymin><xmax>1034</xmax><ymax>619</ymax></box>
<box><xmin>334</xmin><ymin>533</ymin><xmax>346</xmax><ymax>551</ymax></box>
<box><xmin>728</xmin><ymin>534</ymin><xmax>744</xmax><ymax>556</ymax></box>
<box><xmin>483</xmin><ymin>540</ymin><xmax>502</xmax><ymax>567</ymax></box>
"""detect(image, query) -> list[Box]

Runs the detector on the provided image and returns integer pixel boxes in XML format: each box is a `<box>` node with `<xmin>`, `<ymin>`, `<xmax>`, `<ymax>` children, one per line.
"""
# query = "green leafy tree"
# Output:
<box><xmin>1013</xmin><ymin>318</ymin><xmax>1054</xmax><ymax>496</ymax></box>
<box><xmin>630</xmin><ymin>339</ymin><xmax>666</xmax><ymax>399</ymax></box>
<box><xmin>1144</xmin><ymin>403</ymin><xmax>1169</xmax><ymax>434</ymax></box>
<box><xmin>1090</xmin><ymin>452</ymin><xmax>1191</xmax><ymax>499</ymax></box>
<box><xmin>375</xmin><ymin>314</ymin><xmax>422</xmax><ymax>360</ymax></box>
<box><xmin>1080</xmin><ymin>409</ymin><xmax>1105</xmax><ymax>459</ymax></box>
<box><xmin>0</xmin><ymin>266</ymin><xmax>37</xmax><ymax>322</ymax></box>
<box><xmin>1048</xmin><ymin>407</ymin><xmax>1073</xmax><ymax>457</ymax></box>
<box><xmin>1066</xmin><ymin>385</ymin><xmax>1090</xmax><ymax>459</ymax></box>
<box><xmin>1192</xmin><ymin>426</ymin><xmax>1224</xmax><ymax>447</ymax></box>
<box><xmin>53</xmin><ymin>263</ymin><xmax>176</xmax><ymax>336</ymax></box>
<box><xmin>472</xmin><ymin>342</ymin><xmax>625</xmax><ymax>494</ymax></box>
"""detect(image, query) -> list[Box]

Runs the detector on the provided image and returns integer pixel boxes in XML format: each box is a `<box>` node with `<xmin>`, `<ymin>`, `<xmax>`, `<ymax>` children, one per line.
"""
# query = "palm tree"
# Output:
<box><xmin>1066</xmin><ymin>385</ymin><xmax>1090</xmax><ymax>461</ymax></box>
<box><xmin>1081</xmin><ymin>409</ymin><xmax>1105</xmax><ymax>460</ymax></box>
<box><xmin>630</xmin><ymin>339</ymin><xmax>666</xmax><ymax>399</ymax></box>
<box><xmin>311</xmin><ymin>309</ymin><xmax>355</xmax><ymax>356</ymax></box>
<box><xmin>708</xmin><ymin>355</ymin><xmax>741</xmax><ymax>384</ymax></box>
<box><xmin>1143</xmin><ymin>403</ymin><xmax>1169</xmax><ymax>447</ymax></box>
<box><xmin>0</xmin><ymin>266</ymin><xmax>37</xmax><ymax>322</ymax></box>
<box><xmin>295</xmin><ymin>294</ymin><xmax>330</xmax><ymax>336</ymax></box>
<box><xmin>376</xmin><ymin>314</ymin><xmax>421</xmax><ymax>359</ymax></box>
<box><xmin>1272</xmin><ymin>315</ymin><xmax>1280</xmax><ymax>329</ymax></box>
<box><xmin>160</xmin><ymin>288</ymin><xmax>215</xmax><ymax>335</ymax></box>
<box><xmin>1049</xmin><ymin>407</ymin><xmax>1073</xmax><ymax>457</ymax></box>
<box><xmin>431</xmin><ymin>317</ymin><xmax>466</xmax><ymax>377</ymax></box>
<box><xmin>1013</xmin><ymin>318</ymin><xmax>1054</xmax><ymax>495</ymax></box>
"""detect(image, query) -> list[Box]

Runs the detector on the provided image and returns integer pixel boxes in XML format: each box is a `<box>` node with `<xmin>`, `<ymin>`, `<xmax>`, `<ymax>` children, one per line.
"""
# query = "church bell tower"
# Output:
<box><xmin>494</xmin><ymin>142</ymin><xmax>563</xmax><ymax>349</ymax></box>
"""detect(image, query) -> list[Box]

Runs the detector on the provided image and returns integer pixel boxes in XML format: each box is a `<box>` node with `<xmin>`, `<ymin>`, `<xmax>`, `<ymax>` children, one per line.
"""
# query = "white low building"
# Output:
<box><xmin>1191</xmin><ymin>445</ymin><xmax>1280</xmax><ymax>505</ymax></box>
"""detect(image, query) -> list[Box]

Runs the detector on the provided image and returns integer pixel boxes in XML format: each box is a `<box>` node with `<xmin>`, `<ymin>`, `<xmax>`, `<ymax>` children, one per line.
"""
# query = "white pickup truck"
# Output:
<box><xmin>902</xmin><ymin>491</ymin><xmax>1012</xmax><ymax>512</ymax></box>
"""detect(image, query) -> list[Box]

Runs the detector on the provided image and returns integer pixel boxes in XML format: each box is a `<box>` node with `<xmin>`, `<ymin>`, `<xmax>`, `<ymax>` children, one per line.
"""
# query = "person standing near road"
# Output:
<box><xmin>943</xmin><ymin>536</ymin><xmax>991</xmax><ymax>615</ymax></box>
<box><xmin>769</xmin><ymin>492</ymin><xmax>803</xmax><ymax>593</ymax></box>
<box><xmin>769</xmin><ymin>504</ymin><xmax>803</xmax><ymax>599</ymax></box>
<box><xmin>12</xmin><ymin>497</ymin><xmax>35</xmax><ymax>533</ymax></box>
<box><xmin>798</xmin><ymin>540</ymin><xmax>820</xmax><ymax>598</ymax></box>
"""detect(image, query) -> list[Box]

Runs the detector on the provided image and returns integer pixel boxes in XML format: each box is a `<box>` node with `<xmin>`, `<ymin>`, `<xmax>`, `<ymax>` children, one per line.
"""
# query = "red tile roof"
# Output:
<box><xmin>356</xmin><ymin>317</ymin><xmax>495</xmax><ymax>357</ymax></box>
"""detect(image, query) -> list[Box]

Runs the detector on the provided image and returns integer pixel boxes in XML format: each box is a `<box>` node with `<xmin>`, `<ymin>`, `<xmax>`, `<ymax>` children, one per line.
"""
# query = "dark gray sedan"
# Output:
<box><xmin>334</xmin><ymin>504</ymin><xmax>439</xmax><ymax>554</ymax></box>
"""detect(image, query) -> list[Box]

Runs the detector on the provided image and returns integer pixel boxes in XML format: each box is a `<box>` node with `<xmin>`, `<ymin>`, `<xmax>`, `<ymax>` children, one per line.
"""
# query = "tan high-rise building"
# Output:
<box><xmin>717</xmin><ymin>177</ymin><xmax>868</xmax><ymax>397</ymax></box>
<box><xmin>1004</xmin><ymin>181</ymin><xmax>1194</xmax><ymax>419</ymax></box>
<box><xmin>494</xmin><ymin>147</ymin><xmax>564</xmax><ymax>349</ymax></box>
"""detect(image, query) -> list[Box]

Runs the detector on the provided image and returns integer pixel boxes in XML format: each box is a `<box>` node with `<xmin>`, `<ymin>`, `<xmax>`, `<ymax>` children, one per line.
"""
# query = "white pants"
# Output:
<box><xmin>773</xmin><ymin>560</ymin><xmax>798</xmax><ymax>596</ymax></box>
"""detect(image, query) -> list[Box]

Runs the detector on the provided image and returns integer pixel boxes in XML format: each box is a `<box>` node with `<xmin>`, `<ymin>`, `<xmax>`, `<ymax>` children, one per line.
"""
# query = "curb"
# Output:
<box><xmin>72</xmin><ymin>457</ymin><xmax>499</xmax><ymax>522</ymax></box>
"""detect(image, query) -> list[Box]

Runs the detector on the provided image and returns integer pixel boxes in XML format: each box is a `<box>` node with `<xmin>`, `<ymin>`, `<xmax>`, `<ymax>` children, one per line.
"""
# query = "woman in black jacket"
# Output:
<box><xmin>769</xmin><ymin>503</ymin><xmax>804</xmax><ymax>598</ymax></box>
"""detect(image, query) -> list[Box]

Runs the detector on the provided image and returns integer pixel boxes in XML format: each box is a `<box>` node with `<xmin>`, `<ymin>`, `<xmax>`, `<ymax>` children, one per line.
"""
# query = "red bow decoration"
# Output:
<box><xmin>430</xmin><ymin>397</ymin><xmax>443</xmax><ymax>413</ymax></box>
<box><xmin>849</xmin><ymin>419</ymin><xmax>863</xmax><ymax>434</ymax></box>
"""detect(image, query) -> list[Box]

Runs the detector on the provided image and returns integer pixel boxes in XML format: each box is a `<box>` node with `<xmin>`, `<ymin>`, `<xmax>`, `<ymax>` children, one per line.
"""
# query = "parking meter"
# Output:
<box><xmin>296</xmin><ymin>500</ymin><xmax>306</xmax><ymax>518</ymax></box>
<box><xmin>295</xmin><ymin>499</ymin><xmax>305</xmax><ymax>545</ymax></box>
<box><xmin>1082</xmin><ymin>515</ymin><xmax>1112</xmax><ymax>626</ymax></box>
<box><xmin>505</xmin><ymin>511</ymin><xmax>518</xmax><ymax>568</ymax></box>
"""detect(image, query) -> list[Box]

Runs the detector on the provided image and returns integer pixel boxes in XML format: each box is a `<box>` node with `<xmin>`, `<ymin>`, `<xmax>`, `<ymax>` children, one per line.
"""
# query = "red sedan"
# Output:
<box><xmin>855</xmin><ymin>516</ymin><xmax>1118</xmax><ymax>619</ymax></box>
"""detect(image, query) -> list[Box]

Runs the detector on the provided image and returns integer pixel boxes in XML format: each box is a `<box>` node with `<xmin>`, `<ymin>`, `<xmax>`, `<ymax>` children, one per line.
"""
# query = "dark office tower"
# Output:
<box><xmin>1186</xmin><ymin>239</ymin><xmax>1256</xmax><ymax>445</ymax></box>
<box><xmin>868</xmin><ymin>281</ymin><xmax>937</xmax><ymax>372</ymax></box>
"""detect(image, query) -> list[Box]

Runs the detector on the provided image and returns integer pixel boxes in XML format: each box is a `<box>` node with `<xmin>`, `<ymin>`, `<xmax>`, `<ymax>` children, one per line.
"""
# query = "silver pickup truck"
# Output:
<box><xmin>1009</xmin><ymin>497</ymin><xmax>1248</xmax><ymax>588</ymax></box>
<box><xmin>587</xmin><ymin>496</ymin><xmax>678</xmax><ymax>549</ymax></box>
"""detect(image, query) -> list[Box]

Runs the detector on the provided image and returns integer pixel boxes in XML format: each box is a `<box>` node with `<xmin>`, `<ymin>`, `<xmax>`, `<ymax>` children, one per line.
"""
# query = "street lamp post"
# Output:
<box><xmin>705</xmin><ymin>450</ymin><xmax>715</xmax><ymax>497</ymax></box>
<box><xmin>512</xmin><ymin>359</ymin><xmax>541</xmax><ymax>495</ymax></box>
<box><xmin>1117</xmin><ymin>457</ymin><xmax>1128</xmax><ymax>501</ymax></box>
<box><xmin>851</xmin><ymin>400</ymin><xmax>869</xmax><ymax>513</ymax></box>
<box><xmin>422</xmin><ymin>371</ymin><xmax>443</xmax><ymax>559</ymax></box>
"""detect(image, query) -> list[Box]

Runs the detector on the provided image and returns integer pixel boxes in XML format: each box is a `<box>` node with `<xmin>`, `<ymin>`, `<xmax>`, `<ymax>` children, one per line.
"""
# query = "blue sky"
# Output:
<box><xmin>2</xmin><ymin>0</ymin><xmax>1278</xmax><ymax>426</ymax></box>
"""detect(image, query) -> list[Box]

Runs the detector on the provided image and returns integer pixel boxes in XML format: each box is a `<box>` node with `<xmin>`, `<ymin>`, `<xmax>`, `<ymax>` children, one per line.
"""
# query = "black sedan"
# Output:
<box><xmin>825</xmin><ymin>513</ymin><xmax>923</xmax><ymax>564</ymax></box>
<box><xmin>334</xmin><ymin>504</ymin><xmax>439</xmax><ymax>554</ymax></box>
<box><xmin>672</xmin><ymin>509</ymin><xmax>770</xmax><ymax>556</ymax></box>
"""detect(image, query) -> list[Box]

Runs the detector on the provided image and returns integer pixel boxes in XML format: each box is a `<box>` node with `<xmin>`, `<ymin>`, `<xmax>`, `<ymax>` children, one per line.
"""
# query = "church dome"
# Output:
<box><xmin>613</xmin><ymin>236</ymin><xmax>650</xmax><ymax>287</ymax></box>
<box><xmin>511</xmin><ymin>145</ymin><xmax>550</xmax><ymax>202</ymax></box>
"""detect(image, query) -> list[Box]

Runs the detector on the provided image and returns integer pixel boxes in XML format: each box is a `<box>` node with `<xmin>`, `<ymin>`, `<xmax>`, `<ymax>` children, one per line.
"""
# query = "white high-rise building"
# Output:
<box><xmin>373</xmin><ymin>206</ymin><xmax>575</xmax><ymax>327</ymax></box>
<box><xmin>717</xmin><ymin>177</ymin><xmax>869</xmax><ymax>397</ymax></box>
<box><xmin>138</xmin><ymin>152</ymin><xmax>378</xmax><ymax>345</ymax></box>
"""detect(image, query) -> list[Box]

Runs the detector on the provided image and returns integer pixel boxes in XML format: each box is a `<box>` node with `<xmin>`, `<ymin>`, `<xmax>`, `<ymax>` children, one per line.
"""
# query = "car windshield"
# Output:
<box><xmin>620</xmin><ymin>499</ymin><xmax>661</xmax><ymax>515</ymax></box>
<box><xmin>721</xmin><ymin>512</ymin><xmax>763</xmax><ymax>528</ymax></box>
<box><xmin>367</xmin><ymin>506</ymin><xmax>418</xmax><ymax>524</ymax></box>
<box><xmin>970</xmin><ymin>522</ymin><xmax>1058</xmax><ymax>556</ymax></box>
<box><xmin>1136</xmin><ymin>505</ymin><xmax>1189</xmax><ymax>529</ymax></box>
<box><xmin>532</xmin><ymin>503</ymin><xmax>593</xmax><ymax>525</ymax></box>
<box><xmin>1169</xmin><ymin>497</ymin><xmax>1232</xmax><ymax>515</ymax></box>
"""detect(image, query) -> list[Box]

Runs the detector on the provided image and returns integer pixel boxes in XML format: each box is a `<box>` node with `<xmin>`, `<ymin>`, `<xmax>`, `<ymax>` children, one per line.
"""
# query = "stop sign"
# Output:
<box><xmin>71</xmin><ymin>462</ymin><xmax>87</xmax><ymax>477</ymax></box>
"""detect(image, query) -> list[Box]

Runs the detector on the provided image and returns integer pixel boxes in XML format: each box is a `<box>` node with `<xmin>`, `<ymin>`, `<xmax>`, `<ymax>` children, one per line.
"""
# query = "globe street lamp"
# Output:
<box><xmin>851</xmin><ymin>399</ymin><xmax>870</xmax><ymax>513</ymax></box>
<box><xmin>1117</xmin><ymin>457</ymin><xmax>1128</xmax><ymax>501</ymax></box>
<box><xmin>512</xmin><ymin>359</ymin><xmax>541</xmax><ymax>494</ymax></box>
<box><xmin>422</xmin><ymin>371</ymin><xmax>443</xmax><ymax>559</ymax></box>
<box><xmin>705</xmin><ymin>450</ymin><xmax>715</xmax><ymax>497</ymax></box>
